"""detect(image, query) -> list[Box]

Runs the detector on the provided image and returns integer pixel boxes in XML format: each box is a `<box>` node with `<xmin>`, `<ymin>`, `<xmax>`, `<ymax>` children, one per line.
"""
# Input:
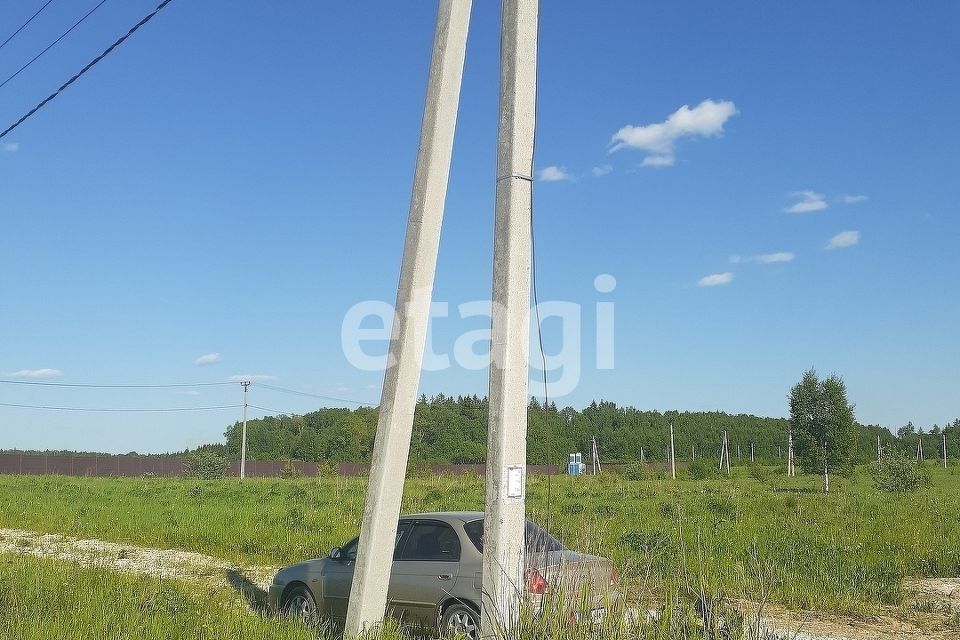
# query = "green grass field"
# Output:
<box><xmin>0</xmin><ymin>465</ymin><xmax>957</xmax><ymax>623</ymax></box>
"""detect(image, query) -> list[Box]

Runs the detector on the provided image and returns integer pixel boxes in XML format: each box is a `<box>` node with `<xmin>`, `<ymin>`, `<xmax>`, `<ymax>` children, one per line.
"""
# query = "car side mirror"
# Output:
<box><xmin>329</xmin><ymin>546</ymin><xmax>341</xmax><ymax>560</ymax></box>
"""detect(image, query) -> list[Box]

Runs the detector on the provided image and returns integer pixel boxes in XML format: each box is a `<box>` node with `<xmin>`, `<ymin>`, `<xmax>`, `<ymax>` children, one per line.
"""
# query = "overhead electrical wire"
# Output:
<box><xmin>253</xmin><ymin>382</ymin><xmax>376</xmax><ymax>406</ymax></box>
<box><xmin>0</xmin><ymin>0</ymin><xmax>57</xmax><ymax>52</ymax></box>
<box><xmin>0</xmin><ymin>402</ymin><xmax>241</xmax><ymax>412</ymax></box>
<box><xmin>0</xmin><ymin>0</ymin><xmax>176</xmax><ymax>140</ymax></box>
<box><xmin>0</xmin><ymin>0</ymin><xmax>110</xmax><ymax>90</ymax></box>
<box><xmin>0</xmin><ymin>379</ymin><xmax>234</xmax><ymax>388</ymax></box>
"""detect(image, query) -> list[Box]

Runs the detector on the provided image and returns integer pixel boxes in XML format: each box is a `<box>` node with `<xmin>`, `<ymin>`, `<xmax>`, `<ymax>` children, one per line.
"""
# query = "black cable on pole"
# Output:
<box><xmin>0</xmin><ymin>0</ymin><xmax>175</xmax><ymax>140</ymax></box>
<box><xmin>0</xmin><ymin>402</ymin><xmax>241</xmax><ymax>412</ymax></box>
<box><xmin>0</xmin><ymin>379</ymin><xmax>233</xmax><ymax>388</ymax></box>
<box><xmin>0</xmin><ymin>0</ymin><xmax>57</xmax><ymax>52</ymax></box>
<box><xmin>0</xmin><ymin>0</ymin><xmax>110</xmax><ymax>90</ymax></box>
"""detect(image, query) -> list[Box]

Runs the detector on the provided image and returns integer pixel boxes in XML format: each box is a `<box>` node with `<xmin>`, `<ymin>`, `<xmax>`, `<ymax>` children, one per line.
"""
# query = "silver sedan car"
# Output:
<box><xmin>269</xmin><ymin>511</ymin><xmax>617</xmax><ymax>638</ymax></box>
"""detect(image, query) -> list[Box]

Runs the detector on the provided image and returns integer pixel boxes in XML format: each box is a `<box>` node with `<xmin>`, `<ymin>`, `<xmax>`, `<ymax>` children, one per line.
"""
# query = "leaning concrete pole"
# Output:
<box><xmin>481</xmin><ymin>0</ymin><xmax>538</xmax><ymax>637</ymax></box>
<box><xmin>344</xmin><ymin>1</ymin><xmax>472</xmax><ymax>637</ymax></box>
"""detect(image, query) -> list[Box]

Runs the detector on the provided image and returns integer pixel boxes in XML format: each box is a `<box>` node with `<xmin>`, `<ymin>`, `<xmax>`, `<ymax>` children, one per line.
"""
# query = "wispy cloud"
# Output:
<box><xmin>176</xmin><ymin>390</ymin><xmax>202</xmax><ymax>396</ymax></box>
<box><xmin>698</xmin><ymin>272</ymin><xmax>734</xmax><ymax>287</ymax></box>
<box><xmin>227</xmin><ymin>374</ymin><xmax>277</xmax><ymax>382</ymax></box>
<box><xmin>333</xmin><ymin>383</ymin><xmax>352</xmax><ymax>394</ymax></box>
<box><xmin>785</xmin><ymin>191</ymin><xmax>828</xmax><ymax>213</ymax></box>
<box><xmin>537</xmin><ymin>166</ymin><xmax>573</xmax><ymax>182</ymax></box>
<box><xmin>8</xmin><ymin>368</ymin><xmax>63</xmax><ymax>378</ymax></box>
<box><xmin>592</xmin><ymin>164</ymin><xmax>613</xmax><ymax>177</ymax></box>
<box><xmin>826</xmin><ymin>230</ymin><xmax>860</xmax><ymax>249</ymax></box>
<box><xmin>609</xmin><ymin>99</ymin><xmax>738</xmax><ymax>167</ymax></box>
<box><xmin>2</xmin><ymin>143</ymin><xmax>18</xmax><ymax>153</ymax></box>
<box><xmin>194</xmin><ymin>352</ymin><xmax>221</xmax><ymax>366</ymax></box>
<box><xmin>732</xmin><ymin>252</ymin><xmax>795</xmax><ymax>264</ymax></box>
<box><xmin>840</xmin><ymin>194</ymin><xmax>868</xmax><ymax>204</ymax></box>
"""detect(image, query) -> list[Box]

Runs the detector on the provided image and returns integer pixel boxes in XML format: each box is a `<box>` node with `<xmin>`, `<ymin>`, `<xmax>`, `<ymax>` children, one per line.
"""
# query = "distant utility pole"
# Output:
<box><xmin>669</xmin><ymin>424</ymin><xmax>676</xmax><ymax>480</ymax></box>
<box><xmin>877</xmin><ymin>433</ymin><xmax>882</xmax><ymax>462</ymax></box>
<box><xmin>239</xmin><ymin>381</ymin><xmax>250</xmax><ymax>480</ymax></box>
<box><xmin>944</xmin><ymin>433</ymin><xmax>948</xmax><ymax>469</ymax></box>
<box><xmin>691</xmin><ymin>445</ymin><xmax>696</xmax><ymax>462</ymax></box>
<box><xmin>787</xmin><ymin>430</ymin><xmax>795</xmax><ymax>477</ymax></box>
<box><xmin>344</xmin><ymin>1</ymin><xmax>472</xmax><ymax>637</ymax></box>
<box><xmin>719</xmin><ymin>431</ymin><xmax>731</xmax><ymax>475</ymax></box>
<box><xmin>751</xmin><ymin>442</ymin><xmax>755</xmax><ymax>463</ymax></box>
<box><xmin>917</xmin><ymin>438</ymin><xmax>924</xmax><ymax>462</ymax></box>
<box><xmin>481</xmin><ymin>0</ymin><xmax>538</xmax><ymax>637</ymax></box>
<box><xmin>591</xmin><ymin>436</ymin><xmax>601</xmax><ymax>475</ymax></box>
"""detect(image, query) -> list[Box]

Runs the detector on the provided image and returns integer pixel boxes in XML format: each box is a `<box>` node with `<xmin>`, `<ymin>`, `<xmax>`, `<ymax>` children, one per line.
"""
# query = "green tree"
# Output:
<box><xmin>789</xmin><ymin>369</ymin><xmax>857</xmax><ymax>492</ymax></box>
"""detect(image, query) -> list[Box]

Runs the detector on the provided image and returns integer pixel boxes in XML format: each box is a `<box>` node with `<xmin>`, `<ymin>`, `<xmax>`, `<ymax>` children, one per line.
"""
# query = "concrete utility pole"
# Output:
<box><xmin>944</xmin><ymin>433</ymin><xmax>948</xmax><ymax>469</ymax></box>
<box><xmin>344</xmin><ymin>1</ymin><xmax>472</xmax><ymax>637</ymax></box>
<box><xmin>481</xmin><ymin>1</ymin><xmax>538</xmax><ymax>636</ymax></box>
<box><xmin>239</xmin><ymin>381</ymin><xmax>250</xmax><ymax>479</ymax></box>
<box><xmin>669</xmin><ymin>424</ymin><xmax>676</xmax><ymax>480</ymax></box>
<box><xmin>877</xmin><ymin>433</ymin><xmax>882</xmax><ymax>462</ymax></box>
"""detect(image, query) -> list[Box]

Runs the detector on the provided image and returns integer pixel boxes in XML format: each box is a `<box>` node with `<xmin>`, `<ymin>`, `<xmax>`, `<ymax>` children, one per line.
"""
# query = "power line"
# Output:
<box><xmin>248</xmin><ymin>404</ymin><xmax>295</xmax><ymax>416</ymax></box>
<box><xmin>0</xmin><ymin>0</ymin><xmax>110</xmax><ymax>91</ymax></box>
<box><xmin>0</xmin><ymin>402</ymin><xmax>240</xmax><ymax>412</ymax></box>
<box><xmin>0</xmin><ymin>0</ymin><xmax>175</xmax><ymax>140</ymax></box>
<box><xmin>0</xmin><ymin>379</ymin><xmax>234</xmax><ymax>389</ymax></box>
<box><xmin>0</xmin><ymin>0</ymin><xmax>57</xmax><ymax>52</ymax></box>
<box><xmin>253</xmin><ymin>382</ymin><xmax>375</xmax><ymax>406</ymax></box>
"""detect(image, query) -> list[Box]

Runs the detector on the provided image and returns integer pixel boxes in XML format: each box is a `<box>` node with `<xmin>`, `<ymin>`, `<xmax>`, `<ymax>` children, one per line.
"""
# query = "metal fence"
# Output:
<box><xmin>0</xmin><ymin>454</ymin><xmax>561</xmax><ymax>478</ymax></box>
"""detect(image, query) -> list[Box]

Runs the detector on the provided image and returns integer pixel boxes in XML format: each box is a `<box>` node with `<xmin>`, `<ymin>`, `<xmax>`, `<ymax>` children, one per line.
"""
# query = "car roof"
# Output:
<box><xmin>399</xmin><ymin>511</ymin><xmax>484</xmax><ymax>524</ymax></box>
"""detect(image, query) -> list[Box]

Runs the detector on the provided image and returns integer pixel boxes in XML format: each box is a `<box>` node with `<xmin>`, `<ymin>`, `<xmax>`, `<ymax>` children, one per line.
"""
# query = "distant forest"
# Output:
<box><xmin>206</xmin><ymin>395</ymin><xmax>959</xmax><ymax>466</ymax></box>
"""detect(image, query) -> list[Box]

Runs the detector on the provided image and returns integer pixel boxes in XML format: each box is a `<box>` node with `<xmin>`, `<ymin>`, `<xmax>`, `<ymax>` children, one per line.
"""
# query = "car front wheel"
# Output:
<box><xmin>440</xmin><ymin>603</ymin><xmax>480</xmax><ymax>639</ymax></box>
<box><xmin>281</xmin><ymin>584</ymin><xmax>319</xmax><ymax>627</ymax></box>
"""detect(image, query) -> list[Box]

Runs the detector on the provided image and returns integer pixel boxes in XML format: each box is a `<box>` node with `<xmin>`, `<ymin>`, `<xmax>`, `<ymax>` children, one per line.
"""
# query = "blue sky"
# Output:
<box><xmin>1</xmin><ymin>1</ymin><xmax>957</xmax><ymax>453</ymax></box>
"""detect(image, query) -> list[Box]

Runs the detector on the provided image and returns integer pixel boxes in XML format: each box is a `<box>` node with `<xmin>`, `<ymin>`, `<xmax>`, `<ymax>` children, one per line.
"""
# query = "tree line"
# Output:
<box><xmin>217</xmin><ymin>392</ymin><xmax>957</xmax><ymax>467</ymax></box>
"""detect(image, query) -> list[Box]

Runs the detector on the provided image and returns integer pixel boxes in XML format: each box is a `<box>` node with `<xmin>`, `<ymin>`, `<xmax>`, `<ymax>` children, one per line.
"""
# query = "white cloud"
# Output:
<box><xmin>785</xmin><ymin>191</ymin><xmax>828</xmax><ymax>213</ymax></box>
<box><xmin>698</xmin><ymin>272</ymin><xmax>734</xmax><ymax>287</ymax></box>
<box><xmin>194</xmin><ymin>352</ymin><xmax>221</xmax><ymax>366</ymax></box>
<box><xmin>826</xmin><ymin>230</ymin><xmax>860</xmax><ymax>249</ymax></box>
<box><xmin>227</xmin><ymin>374</ymin><xmax>278</xmax><ymax>382</ymax></box>
<box><xmin>177</xmin><ymin>390</ymin><xmax>201</xmax><ymax>396</ymax></box>
<box><xmin>334</xmin><ymin>383</ymin><xmax>352</xmax><ymax>393</ymax></box>
<box><xmin>754</xmin><ymin>252</ymin><xmax>795</xmax><ymax>264</ymax></box>
<box><xmin>537</xmin><ymin>166</ymin><xmax>572</xmax><ymax>182</ymax></box>
<box><xmin>2</xmin><ymin>143</ymin><xmax>19</xmax><ymax>153</ymax></box>
<box><xmin>8</xmin><ymin>368</ymin><xmax>63</xmax><ymax>378</ymax></box>
<box><xmin>641</xmin><ymin>154</ymin><xmax>675</xmax><ymax>168</ymax></box>
<box><xmin>840</xmin><ymin>194</ymin><xmax>868</xmax><ymax>204</ymax></box>
<box><xmin>731</xmin><ymin>252</ymin><xmax>795</xmax><ymax>264</ymax></box>
<box><xmin>609</xmin><ymin>99</ymin><xmax>737</xmax><ymax>167</ymax></box>
<box><xmin>592</xmin><ymin>164</ymin><xmax>613</xmax><ymax>177</ymax></box>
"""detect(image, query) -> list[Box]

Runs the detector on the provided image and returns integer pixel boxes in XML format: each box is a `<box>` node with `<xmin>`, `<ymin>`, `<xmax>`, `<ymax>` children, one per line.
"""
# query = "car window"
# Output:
<box><xmin>398</xmin><ymin>522</ymin><xmax>461</xmax><ymax>561</ymax></box>
<box><xmin>463</xmin><ymin>519</ymin><xmax>565</xmax><ymax>554</ymax></box>
<box><xmin>338</xmin><ymin>522</ymin><xmax>411</xmax><ymax>561</ymax></box>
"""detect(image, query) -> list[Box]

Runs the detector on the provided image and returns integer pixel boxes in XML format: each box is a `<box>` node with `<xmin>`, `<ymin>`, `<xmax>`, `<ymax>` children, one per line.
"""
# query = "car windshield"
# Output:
<box><xmin>463</xmin><ymin>519</ymin><xmax>565</xmax><ymax>554</ymax></box>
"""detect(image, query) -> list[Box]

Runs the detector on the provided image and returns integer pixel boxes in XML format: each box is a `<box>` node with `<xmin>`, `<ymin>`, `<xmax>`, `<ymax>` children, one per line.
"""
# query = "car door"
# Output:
<box><xmin>320</xmin><ymin>522</ymin><xmax>412</xmax><ymax>623</ymax></box>
<box><xmin>389</xmin><ymin>520</ymin><xmax>462</xmax><ymax>631</ymax></box>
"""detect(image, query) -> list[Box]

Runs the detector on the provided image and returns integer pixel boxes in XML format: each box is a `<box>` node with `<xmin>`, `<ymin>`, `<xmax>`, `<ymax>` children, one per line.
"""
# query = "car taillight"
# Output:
<box><xmin>608</xmin><ymin>565</ymin><xmax>617</xmax><ymax>587</ymax></box>
<box><xmin>526</xmin><ymin>568</ymin><xmax>549</xmax><ymax>594</ymax></box>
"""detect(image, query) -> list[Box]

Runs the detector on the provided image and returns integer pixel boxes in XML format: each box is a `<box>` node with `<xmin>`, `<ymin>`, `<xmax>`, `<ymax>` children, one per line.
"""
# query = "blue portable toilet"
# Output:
<box><xmin>568</xmin><ymin>452</ymin><xmax>585</xmax><ymax>476</ymax></box>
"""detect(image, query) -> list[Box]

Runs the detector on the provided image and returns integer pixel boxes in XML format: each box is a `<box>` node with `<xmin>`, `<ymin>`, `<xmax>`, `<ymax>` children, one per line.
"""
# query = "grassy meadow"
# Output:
<box><xmin>0</xmin><ymin>464</ymin><xmax>957</xmax><ymax>624</ymax></box>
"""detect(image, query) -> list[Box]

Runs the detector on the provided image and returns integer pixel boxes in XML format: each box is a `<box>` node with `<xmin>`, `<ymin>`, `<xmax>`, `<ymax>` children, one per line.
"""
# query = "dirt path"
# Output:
<box><xmin>0</xmin><ymin>527</ymin><xmax>277</xmax><ymax>592</ymax></box>
<box><xmin>2</xmin><ymin>527</ymin><xmax>957</xmax><ymax>639</ymax></box>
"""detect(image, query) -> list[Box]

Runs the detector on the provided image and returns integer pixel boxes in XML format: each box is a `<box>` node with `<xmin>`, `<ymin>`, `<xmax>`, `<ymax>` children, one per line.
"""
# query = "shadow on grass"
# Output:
<box><xmin>226</xmin><ymin>568</ymin><xmax>271</xmax><ymax>615</ymax></box>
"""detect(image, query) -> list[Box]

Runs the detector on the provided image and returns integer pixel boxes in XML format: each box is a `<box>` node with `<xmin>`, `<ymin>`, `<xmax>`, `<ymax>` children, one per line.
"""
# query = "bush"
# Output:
<box><xmin>315</xmin><ymin>461</ymin><xmax>338</xmax><ymax>478</ymax></box>
<box><xmin>688</xmin><ymin>459</ymin><xmax>719</xmax><ymax>480</ymax></box>
<box><xmin>182</xmin><ymin>451</ymin><xmax>228</xmax><ymax>480</ymax></box>
<box><xmin>279</xmin><ymin>460</ymin><xmax>303</xmax><ymax>479</ymax></box>
<box><xmin>868</xmin><ymin>451</ymin><xmax>930</xmax><ymax>492</ymax></box>
<box><xmin>621</xmin><ymin>462</ymin><xmax>649</xmax><ymax>481</ymax></box>
<box><xmin>749</xmin><ymin>465</ymin><xmax>774</xmax><ymax>483</ymax></box>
